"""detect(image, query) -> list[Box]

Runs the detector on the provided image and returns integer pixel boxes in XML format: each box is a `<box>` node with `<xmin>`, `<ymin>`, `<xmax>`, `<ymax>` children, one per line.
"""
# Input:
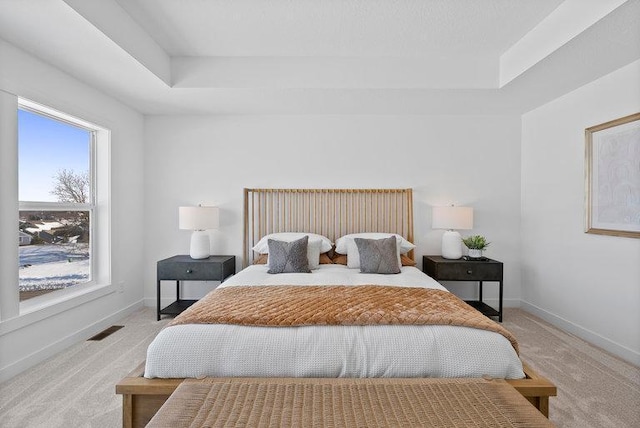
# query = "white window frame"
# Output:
<box><xmin>15</xmin><ymin>98</ymin><xmax>111</xmax><ymax>316</ymax></box>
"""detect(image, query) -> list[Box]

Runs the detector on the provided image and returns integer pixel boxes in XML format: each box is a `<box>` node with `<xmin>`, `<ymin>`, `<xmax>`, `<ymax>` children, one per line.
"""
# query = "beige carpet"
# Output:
<box><xmin>0</xmin><ymin>308</ymin><xmax>169</xmax><ymax>428</ymax></box>
<box><xmin>504</xmin><ymin>310</ymin><xmax>640</xmax><ymax>427</ymax></box>
<box><xmin>0</xmin><ymin>307</ymin><xmax>638</xmax><ymax>427</ymax></box>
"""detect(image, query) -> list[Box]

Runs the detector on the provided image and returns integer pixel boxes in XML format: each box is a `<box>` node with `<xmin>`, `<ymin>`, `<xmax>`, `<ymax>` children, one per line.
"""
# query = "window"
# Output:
<box><xmin>16</xmin><ymin>99</ymin><xmax>110</xmax><ymax>306</ymax></box>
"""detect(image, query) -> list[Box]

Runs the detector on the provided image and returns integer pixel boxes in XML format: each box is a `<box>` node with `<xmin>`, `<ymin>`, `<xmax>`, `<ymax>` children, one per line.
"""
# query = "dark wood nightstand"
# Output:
<box><xmin>156</xmin><ymin>255</ymin><xmax>235</xmax><ymax>321</ymax></box>
<box><xmin>423</xmin><ymin>255</ymin><xmax>503</xmax><ymax>322</ymax></box>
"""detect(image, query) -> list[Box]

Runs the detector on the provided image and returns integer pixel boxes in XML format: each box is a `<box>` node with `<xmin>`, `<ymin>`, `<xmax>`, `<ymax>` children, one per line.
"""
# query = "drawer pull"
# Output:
<box><xmin>186</xmin><ymin>269</ymin><xmax>193</xmax><ymax>274</ymax></box>
<box><xmin>467</xmin><ymin>270</ymin><xmax>473</xmax><ymax>274</ymax></box>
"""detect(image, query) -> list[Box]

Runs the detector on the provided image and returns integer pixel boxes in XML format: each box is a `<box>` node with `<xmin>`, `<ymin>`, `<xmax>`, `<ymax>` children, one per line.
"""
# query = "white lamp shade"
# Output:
<box><xmin>432</xmin><ymin>206</ymin><xmax>473</xmax><ymax>230</ymax></box>
<box><xmin>179</xmin><ymin>206</ymin><xmax>219</xmax><ymax>231</ymax></box>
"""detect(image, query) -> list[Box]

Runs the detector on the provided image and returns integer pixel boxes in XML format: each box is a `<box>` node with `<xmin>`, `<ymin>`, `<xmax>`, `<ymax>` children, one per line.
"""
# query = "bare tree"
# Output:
<box><xmin>51</xmin><ymin>169</ymin><xmax>89</xmax><ymax>203</ymax></box>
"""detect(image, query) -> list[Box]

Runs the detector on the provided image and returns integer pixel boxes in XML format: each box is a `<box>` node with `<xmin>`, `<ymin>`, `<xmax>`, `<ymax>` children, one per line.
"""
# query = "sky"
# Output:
<box><xmin>18</xmin><ymin>109</ymin><xmax>90</xmax><ymax>202</ymax></box>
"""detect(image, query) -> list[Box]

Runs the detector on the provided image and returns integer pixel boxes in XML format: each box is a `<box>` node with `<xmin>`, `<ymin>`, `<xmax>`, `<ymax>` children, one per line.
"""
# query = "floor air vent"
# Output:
<box><xmin>88</xmin><ymin>325</ymin><xmax>124</xmax><ymax>341</ymax></box>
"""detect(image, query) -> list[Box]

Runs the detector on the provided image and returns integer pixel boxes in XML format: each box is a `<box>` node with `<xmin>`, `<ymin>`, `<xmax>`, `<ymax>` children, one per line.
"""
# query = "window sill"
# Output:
<box><xmin>0</xmin><ymin>283</ymin><xmax>116</xmax><ymax>336</ymax></box>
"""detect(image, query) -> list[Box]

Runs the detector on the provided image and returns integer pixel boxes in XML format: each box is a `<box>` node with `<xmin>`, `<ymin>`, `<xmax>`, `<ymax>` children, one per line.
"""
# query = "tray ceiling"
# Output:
<box><xmin>0</xmin><ymin>0</ymin><xmax>637</xmax><ymax>115</ymax></box>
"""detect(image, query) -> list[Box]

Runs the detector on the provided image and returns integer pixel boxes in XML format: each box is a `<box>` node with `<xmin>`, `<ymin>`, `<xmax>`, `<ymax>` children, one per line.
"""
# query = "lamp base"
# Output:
<box><xmin>441</xmin><ymin>230</ymin><xmax>462</xmax><ymax>259</ymax></box>
<box><xmin>189</xmin><ymin>230</ymin><xmax>210</xmax><ymax>259</ymax></box>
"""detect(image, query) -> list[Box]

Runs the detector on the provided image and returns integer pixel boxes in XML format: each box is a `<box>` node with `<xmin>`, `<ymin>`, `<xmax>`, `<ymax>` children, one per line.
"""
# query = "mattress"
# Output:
<box><xmin>144</xmin><ymin>265</ymin><xmax>524</xmax><ymax>379</ymax></box>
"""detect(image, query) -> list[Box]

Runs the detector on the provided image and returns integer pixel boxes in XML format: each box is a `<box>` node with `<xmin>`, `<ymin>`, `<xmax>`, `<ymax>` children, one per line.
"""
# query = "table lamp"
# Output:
<box><xmin>432</xmin><ymin>206</ymin><xmax>473</xmax><ymax>259</ymax></box>
<box><xmin>179</xmin><ymin>205</ymin><xmax>219</xmax><ymax>259</ymax></box>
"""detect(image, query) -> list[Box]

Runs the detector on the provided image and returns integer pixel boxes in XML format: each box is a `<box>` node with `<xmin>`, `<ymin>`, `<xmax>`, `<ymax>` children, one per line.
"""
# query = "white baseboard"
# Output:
<box><xmin>520</xmin><ymin>300</ymin><xmax>640</xmax><ymax>367</ymax></box>
<box><xmin>0</xmin><ymin>300</ymin><xmax>144</xmax><ymax>383</ymax></box>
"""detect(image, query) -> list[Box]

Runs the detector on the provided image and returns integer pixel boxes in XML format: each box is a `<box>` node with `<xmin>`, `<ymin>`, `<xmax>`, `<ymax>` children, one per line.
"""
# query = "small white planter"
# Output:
<box><xmin>468</xmin><ymin>249</ymin><xmax>483</xmax><ymax>259</ymax></box>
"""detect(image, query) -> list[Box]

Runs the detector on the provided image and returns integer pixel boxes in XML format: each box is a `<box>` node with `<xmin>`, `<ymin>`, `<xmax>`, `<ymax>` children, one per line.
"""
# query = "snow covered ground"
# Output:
<box><xmin>19</xmin><ymin>244</ymin><xmax>90</xmax><ymax>291</ymax></box>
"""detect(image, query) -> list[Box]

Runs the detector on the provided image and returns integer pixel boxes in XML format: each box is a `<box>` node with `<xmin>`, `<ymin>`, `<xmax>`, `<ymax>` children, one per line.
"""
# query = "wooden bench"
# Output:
<box><xmin>145</xmin><ymin>377</ymin><xmax>554</xmax><ymax>427</ymax></box>
<box><xmin>116</xmin><ymin>362</ymin><xmax>556</xmax><ymax>428</ymax></box>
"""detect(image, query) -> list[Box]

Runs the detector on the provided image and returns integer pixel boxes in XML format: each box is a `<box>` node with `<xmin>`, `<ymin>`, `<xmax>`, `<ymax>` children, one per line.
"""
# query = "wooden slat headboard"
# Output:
<box><xmin>243</xmin><ymin>188</ymin><xmax>414</xmax><ymax>266</ymax></box>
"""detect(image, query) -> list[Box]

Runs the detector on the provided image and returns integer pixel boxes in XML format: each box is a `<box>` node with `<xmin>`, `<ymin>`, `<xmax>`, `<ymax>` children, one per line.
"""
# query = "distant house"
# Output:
<box><xmin>36</xmin><ymin>231</ymin><xmax>57</xmax><ymax>244</ymax></box>
<box><xmin>19</xmin><ymin>231</ymin><xmax>32</xmax><ymax>246</ymax></box>
<box><xmin>24</xmin><ymin>222</ymin><xmax>65</xmax><ymax>244</ymax></box>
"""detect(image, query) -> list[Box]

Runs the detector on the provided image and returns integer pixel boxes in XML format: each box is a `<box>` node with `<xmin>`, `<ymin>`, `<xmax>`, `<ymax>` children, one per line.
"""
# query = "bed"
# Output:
<box><xmin>116</xmin><ymin>188</ymin><xmax>556</xmax><ymax>428</ymax></box>
<box><xmin>144</xmin><ymin>264</ymin><xmax>524</xmax><ymax>380</ymax></box>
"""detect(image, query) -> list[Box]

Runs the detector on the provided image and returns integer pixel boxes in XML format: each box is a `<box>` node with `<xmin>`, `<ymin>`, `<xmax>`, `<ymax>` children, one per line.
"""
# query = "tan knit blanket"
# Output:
<box><xmin>169</xmin><ymin>285</ymin><xmax>519</xmax><ymax>354</ymax></box>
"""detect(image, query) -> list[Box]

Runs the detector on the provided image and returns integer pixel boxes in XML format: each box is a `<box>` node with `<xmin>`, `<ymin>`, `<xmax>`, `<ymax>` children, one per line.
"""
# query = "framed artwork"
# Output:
<box><xmin>585</xmin><ymin>112</ymin><xmax>640</xmax><ymax>238</ymax></box>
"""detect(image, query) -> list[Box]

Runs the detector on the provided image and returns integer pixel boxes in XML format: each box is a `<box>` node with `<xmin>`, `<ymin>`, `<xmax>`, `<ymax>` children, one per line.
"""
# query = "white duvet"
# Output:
<box><xmin>144</xmin><ymin>265</ymin><xmax>524</xmax><ymax>379</ymax></box>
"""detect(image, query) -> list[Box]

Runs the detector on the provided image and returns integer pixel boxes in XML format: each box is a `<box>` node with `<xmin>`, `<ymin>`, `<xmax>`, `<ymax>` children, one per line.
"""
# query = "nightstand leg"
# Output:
<box><xmin>176</xmin><ymin>280</ymin><xmax>180</xmax><ymax>301</ymax></box>
<box><xmin>478</xmin><ymin>281</ymin><xmax>483</xmax><ymax>302</ymax></box>
<box><xmin>156</xmin><ymin>280</ymin><xmax>161</xmax><ymax>321</ymax></box>
<box><xmin>499</xmin><ymin>280</ymin><xmax>503</xmax><ymax>322</ymax></box>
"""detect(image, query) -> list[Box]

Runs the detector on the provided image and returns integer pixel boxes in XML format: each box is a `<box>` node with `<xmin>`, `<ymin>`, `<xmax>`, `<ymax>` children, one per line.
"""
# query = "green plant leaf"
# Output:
<box><xmin>462</xmin><ymin>235</ymin><xmax>490</xmax><ymax>250</ymax></box>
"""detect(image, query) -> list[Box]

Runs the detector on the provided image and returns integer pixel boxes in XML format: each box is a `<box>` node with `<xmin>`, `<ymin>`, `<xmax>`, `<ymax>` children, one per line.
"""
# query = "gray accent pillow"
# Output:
<box><xmin>267</xmin><ymin>236</ymin><xmax>311</xmax><ymax>274</ymax></box>
<box><xmin>354</xmin><ymin>236</ymin><xmax>401</xmax><ymax>274</ymax></box>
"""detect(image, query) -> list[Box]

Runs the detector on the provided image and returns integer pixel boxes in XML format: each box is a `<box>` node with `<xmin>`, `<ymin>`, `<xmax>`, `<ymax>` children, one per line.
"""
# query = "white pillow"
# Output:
<box><xmin>252</xmin><ymin>233</ymin><xmax>332</xmax><ymax>254</ymax></box>
<box><xmin>335</xmin><ymin>233</ymin><xmax>415</xmax><ymax>255</ymax></box>
<box><xmin>266</xmin><ymin>238</ymin><xmax>322</xmax><ymax>270</ymax></box>
<box><xmin>345</xmin><ymin>237</ymin><xmax>402</xmax><ymax>269</ymax></box>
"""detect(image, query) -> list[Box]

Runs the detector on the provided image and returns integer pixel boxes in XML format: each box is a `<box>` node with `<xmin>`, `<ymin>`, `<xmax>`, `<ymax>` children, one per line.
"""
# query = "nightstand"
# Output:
<box><xmin>423</xmin><ymin>255</ymin><xmax>503</xmax><ymax>322</ymax></box>
<box><xmin>157</xmin><ymin>255</ymin><xmax>235</xmax><ymax>321</ymax></box>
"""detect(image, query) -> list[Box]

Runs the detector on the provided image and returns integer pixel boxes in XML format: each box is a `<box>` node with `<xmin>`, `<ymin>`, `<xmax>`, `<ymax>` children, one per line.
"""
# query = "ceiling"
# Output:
<box><xmin>0</xmin><ymin>0</ymin><xmax>638</xmax><ymax>115</ymax></box>
<box><xmin>114</xmin><ymin>0</ymin><xmax>561</xmax><ymax>57</ymax></box>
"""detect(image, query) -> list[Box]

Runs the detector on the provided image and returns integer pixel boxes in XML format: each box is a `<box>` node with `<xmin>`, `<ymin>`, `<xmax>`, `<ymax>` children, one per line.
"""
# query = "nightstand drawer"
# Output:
<box><xmin>158</xmin><ymin>261</ymin><xmax>223</xmax><ymax>280</ymax></box>
<box><xmin>432</xmin><ymin>262</ymin><xmax>502</xmax><ymax>281</ymax></box>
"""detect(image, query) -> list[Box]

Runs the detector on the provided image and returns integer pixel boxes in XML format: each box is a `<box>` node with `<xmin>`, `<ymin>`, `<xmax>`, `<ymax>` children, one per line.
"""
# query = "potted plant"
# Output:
<box><xmin>462</xmin><ymin>235</ymin><xmax>490</xmax><ymax>259</ymax></box>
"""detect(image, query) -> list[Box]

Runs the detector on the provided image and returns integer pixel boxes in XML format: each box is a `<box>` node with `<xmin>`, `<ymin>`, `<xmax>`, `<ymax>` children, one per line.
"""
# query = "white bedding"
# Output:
<box><xmin>144</xmin><ymin>265</ymin><xmax>524</xmax><ymax>379</ymax></box>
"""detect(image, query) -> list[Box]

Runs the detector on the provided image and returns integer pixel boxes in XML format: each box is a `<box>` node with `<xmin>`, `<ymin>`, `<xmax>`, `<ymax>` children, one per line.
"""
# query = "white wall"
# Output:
<box><xmin>144</xmin><ymin>115</ymin><xmax>522</xmax><ymax>307</ymax></box>
<box><xmin>0</xmin><ymin>39</ymin><xmax>145</xmax><ymax>381</ymax></box>
<box><xmin>521</xmin><ymin>60</ymin><xmax>640</xmax><ymax>365</ymax></box>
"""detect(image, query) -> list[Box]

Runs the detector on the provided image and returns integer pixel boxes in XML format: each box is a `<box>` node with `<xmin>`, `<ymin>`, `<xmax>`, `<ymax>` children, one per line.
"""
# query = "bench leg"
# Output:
<box><xmin>526</xmin><ymin>396</ymin><xmax>550</xmax><ymax>418</ymax></box>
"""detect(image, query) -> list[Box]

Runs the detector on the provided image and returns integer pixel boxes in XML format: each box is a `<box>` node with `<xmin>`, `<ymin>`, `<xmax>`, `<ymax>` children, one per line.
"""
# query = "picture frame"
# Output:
<box><xmin>585</xmin><ymin>112</ymin><xmax>640</xmax><ymax>238</ymax></box>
